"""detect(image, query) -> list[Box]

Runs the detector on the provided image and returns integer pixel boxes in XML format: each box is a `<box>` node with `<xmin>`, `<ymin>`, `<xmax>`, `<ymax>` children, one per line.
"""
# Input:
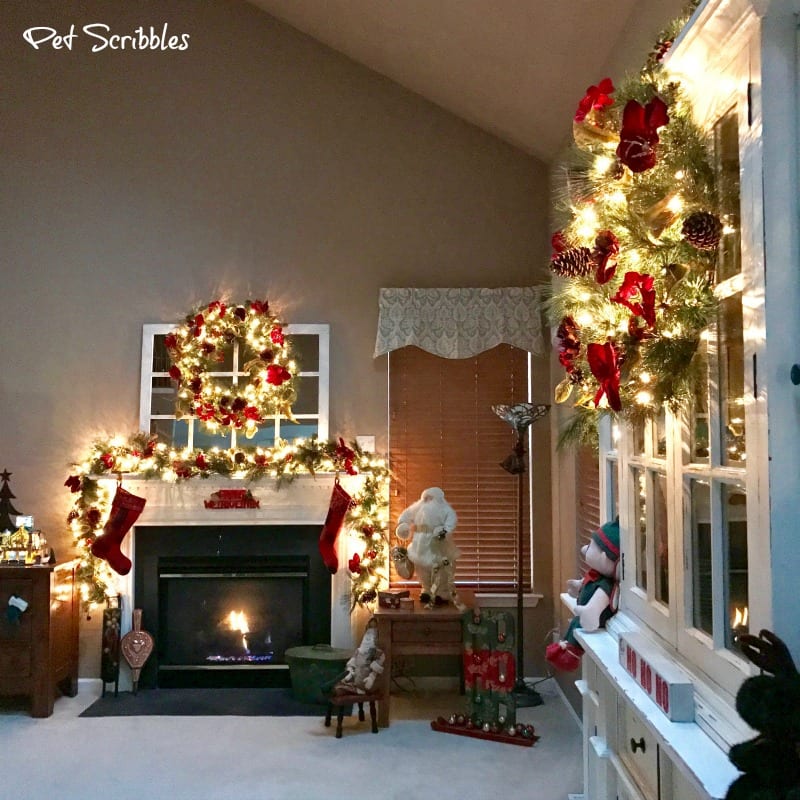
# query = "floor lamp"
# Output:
<box><xmin>492</xmin><ymin>402</ymin><xmax>551</xmax><ymax>708</ymax></box>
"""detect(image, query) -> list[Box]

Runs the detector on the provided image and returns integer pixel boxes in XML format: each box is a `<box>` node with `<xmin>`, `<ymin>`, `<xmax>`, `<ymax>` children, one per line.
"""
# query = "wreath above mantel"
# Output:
<box><xmin>165</xmin><ymin>299</ymin><xmax>297</xmax><ymax>436</ymax></box>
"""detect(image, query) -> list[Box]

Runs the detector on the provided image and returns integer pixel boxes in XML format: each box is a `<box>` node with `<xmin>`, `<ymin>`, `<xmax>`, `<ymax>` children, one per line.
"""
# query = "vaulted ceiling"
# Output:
<box><xmin>246</xmin><ymin>0</ymin><xmax>689</xmax><ymax>163</ymax></box>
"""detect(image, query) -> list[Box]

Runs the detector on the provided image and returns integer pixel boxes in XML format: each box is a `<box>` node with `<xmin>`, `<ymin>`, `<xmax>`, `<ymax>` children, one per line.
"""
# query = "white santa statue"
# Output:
<box><xmin>395</xmin><ymin>487</ymin><xmax>461</xmax><ymax>608</ymax></box>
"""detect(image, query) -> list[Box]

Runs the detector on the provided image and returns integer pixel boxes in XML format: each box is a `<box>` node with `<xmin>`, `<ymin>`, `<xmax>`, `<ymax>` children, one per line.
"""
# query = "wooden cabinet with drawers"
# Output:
<box><xmin>0</xmin><ymin>562</ymin><xmax>79</xmax><ymax>716</ymax></box>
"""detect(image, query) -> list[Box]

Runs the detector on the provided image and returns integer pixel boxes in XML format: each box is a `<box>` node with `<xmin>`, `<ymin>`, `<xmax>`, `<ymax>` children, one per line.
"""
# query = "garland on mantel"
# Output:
<box><xmin>65</xmin><ymin>432</ymin><xmax>390</xmax><ymax>611</ymax></box>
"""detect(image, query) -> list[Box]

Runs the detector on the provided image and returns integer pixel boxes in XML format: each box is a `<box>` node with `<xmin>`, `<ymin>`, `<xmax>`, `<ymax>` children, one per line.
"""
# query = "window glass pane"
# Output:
<box><xmin>691</xmin><ymin>480</ymin><xmax>712</xmax><ymax>635</ymax></box>
<box><xmin>653</xmin><ymin>472</ymin><xmax>669</xmax><ymax>606</ymax></box>
<box><xmin>193</xmin><ymin>425</ymin><xmax>233</xmax><ymax>451</ymax></box>
<box><xmin>631</xmin><ymin>418</ymin><xmax>646</xmax><ymax>455</ymax></box>
<box><xmin>292</xmin><ymin>376</ymin><xmax>319</xmax><ymax>415</ymax></box>
<box><xmin>607</xmin><ymin>459</ymin><xmax>618</xmax><ymax>519</ymax></box>
<box><xmin>212</xmin><ymin>343</ymin><xmax>234</xmax><ymax>373</ymax></box>
<box><xmin>153</xmin><ymin>334</ymin><xmax>172</xmax><ymax>372</ymax></box>
<box><xmin>691</xmin><ymin>337</ymin><xmax>710</xmax><ymax>463</ymax></box>
<box><xmin>654</xmin><ymin>409</ymin><xmax>667</xmax><ymax>458</ymax></box>
<box><xmin>289</xmin><ymin>335</ymin><xmax>319</xmax><ymax>372</ymax></box>
<box><xmin>279</xmin><ymin>418</ymin><xmax>319</xmax><ymax>442</ymax></box>
<box><xmin>247</xmin><ymin>421</ymin><xmax>276</xmax><ymax>448</ymax></box>
<box><xmin>714</xmin><ymin>110</ymin><xmax>741</xmax><ymax>282</ymax></box>
<box><xmin>719</xmin><ymin>294</ymin><xmax>745</xmax><ymax>466</ymax></box>
<box><xmin>150</xmin><ymin>419</ymin><xmax>190</xmax><ymax>448</ymax></box>
<box><xmin>151</xmin><ymin>382</ymin><xmax>177</xmax><ymax>415</ymax></box>
<box><xmin>632</xmin><ymin>467</ymin><xmax>647</xmax><ymax>591</ymax></box>
<box><xmin>724</xmin><ymin>486</ymin><xmax>749</xmax><ymax>650</ymax></box>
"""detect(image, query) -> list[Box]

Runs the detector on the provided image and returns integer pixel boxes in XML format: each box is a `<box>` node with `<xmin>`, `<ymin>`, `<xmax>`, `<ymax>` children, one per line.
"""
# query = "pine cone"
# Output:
<box><xmin>550</xmin><ymin>246</ymin><xmax>593</xmax><ymax>278</ymax></box>
<box><xmin>681</xmin><ymin>211</ymin><xmax>723</xmax><ymax>251</ymax></box>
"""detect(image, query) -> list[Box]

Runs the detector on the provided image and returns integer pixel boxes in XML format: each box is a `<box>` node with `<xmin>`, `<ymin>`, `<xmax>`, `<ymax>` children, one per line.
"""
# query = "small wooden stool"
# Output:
<box><xmin>325</xmin><ymin>691</ymin><xmax>381</xmax><ymax>738</ymax></box>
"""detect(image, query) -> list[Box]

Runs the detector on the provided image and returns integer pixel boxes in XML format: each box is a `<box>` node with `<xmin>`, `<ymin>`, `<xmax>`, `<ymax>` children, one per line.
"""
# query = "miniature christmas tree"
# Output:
<box><xmin>0</xmin><ymin>470</ymin><xmax>22</xmax><ymax>532</ymax></box>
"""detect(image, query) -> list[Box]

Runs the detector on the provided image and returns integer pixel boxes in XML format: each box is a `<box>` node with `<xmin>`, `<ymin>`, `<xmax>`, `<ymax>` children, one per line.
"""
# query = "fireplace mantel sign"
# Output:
<box><xmin>204</xmin><ymin>488</ymin><xmax>260</xmax><ymax>510</ymax></box>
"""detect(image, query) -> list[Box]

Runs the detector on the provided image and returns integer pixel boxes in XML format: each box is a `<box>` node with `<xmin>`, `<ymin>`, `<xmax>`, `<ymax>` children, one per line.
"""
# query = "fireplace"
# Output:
<box><xmin>103</xmin><ymin>474</ymin><xmax>354</xmax><ymax>692</ymax></box>
<box><xmin>134</xmin><ymin>525</ymin><xmax>331</xmax><ymax>689</ymax></box>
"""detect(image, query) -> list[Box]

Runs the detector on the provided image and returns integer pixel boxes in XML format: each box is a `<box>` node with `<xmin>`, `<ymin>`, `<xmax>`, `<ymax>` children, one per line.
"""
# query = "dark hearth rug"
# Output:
<box><xmin>79</xmin><ymin>687</ymin><xmax>331</xmax><ymax>718</ymax></box>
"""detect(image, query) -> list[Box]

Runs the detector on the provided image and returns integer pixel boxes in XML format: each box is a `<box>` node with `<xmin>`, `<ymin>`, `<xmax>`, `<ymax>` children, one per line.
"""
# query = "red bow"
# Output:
<box><xmin>574</xmin><ymin>78</ymin><xmax>615</xmax><ymax>122</ymax></box>
<box><xmin>612</xmin><ymin>271</ymin><xmax>656</xmax><ymax>329</ymax></box>
<box><xmin>593</xmin><ymin>230</ymin><xmax>619</xmax><ymax>284</ymax></box>
<box><xmin>348</xmin><ymin>552</ymin><xmax>362</xmax><ymax>574</ymax></box>
<box><xmin>616</xmin><ymin>97</ymin><xmax>669</xmax><ymax>173</ymax></box>
<box><xmin>587</xmin><ymin>342</ymin><xmax>621</xmax><ymax>411</ymax></box>
<box><xmin>335</xmin><ymin>437</ymin><xmax>358</xmax><ymax>475</ymax></box>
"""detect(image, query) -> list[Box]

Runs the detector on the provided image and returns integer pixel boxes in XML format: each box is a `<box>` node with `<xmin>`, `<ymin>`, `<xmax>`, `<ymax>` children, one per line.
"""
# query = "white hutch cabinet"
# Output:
<box><xmin>571</xmin><ymin>0</ymin><xmax>800</xmax><ymax>798</ymax></box>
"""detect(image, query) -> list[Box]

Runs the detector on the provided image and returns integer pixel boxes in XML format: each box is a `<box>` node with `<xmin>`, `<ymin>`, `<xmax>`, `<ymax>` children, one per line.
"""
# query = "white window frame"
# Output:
<box><xmin>140</xmin><ymin>323</ymin><xmax>330</xmax><ymax>447</ymax></box>
<box><xmin>600</xmin><ymin>21</ymin><xmax>770</xmax><ymax>702</ymax></box>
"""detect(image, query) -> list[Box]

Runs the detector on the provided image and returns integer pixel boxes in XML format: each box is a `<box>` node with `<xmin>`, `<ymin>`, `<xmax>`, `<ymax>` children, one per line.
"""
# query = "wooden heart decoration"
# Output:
<box><xmin>120</xmin><ymin>608</ymin><xmax>154</xmax><ymax>691</ymax></box>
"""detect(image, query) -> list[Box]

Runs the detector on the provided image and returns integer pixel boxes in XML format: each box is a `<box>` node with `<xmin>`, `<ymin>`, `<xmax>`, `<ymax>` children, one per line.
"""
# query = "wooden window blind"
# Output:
<box><xmin>389</xmin><ymin>345</ymin><xmax>531</xmax><ymax>591</ymax></box>
<box><xmin>575</xmin><ymin>445</ymin><xmax>601</xmax><ymax>575</ymax></box>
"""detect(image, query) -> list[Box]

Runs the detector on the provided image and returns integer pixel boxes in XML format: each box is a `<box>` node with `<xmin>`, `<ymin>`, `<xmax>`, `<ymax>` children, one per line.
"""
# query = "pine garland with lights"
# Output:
<box><xmin>548</xmin><ymin>7</ymin><xmax>723</xmax><ymax>446</ymax></box>
<box><xmin>165</xmin><ymin>299</ymin><xmax>298</xmax><ymax>437</ymax></box>
<box><xmin>65</xmin><ymin>432</ymin><xmax>390</xmax><ymax>611</ymax></box>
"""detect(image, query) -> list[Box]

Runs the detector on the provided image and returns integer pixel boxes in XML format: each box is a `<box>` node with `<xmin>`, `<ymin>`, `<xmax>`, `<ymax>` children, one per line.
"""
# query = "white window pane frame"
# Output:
<box><xmin>140</xmin><ymin>322</ymin><xmax>330</xmax><ymax>447</ymax></box>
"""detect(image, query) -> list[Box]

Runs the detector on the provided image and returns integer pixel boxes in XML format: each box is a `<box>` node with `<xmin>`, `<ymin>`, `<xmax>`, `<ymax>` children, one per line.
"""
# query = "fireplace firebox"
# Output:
<box><xmin>134</xmin><ymin>525</ymin><xmax>331</xmax><ymax>689</ymax></box>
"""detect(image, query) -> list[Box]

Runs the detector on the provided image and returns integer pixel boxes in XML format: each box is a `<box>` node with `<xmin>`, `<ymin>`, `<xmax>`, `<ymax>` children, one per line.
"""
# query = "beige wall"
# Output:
<box><xmin>1</xmin><ymin>0</ymin><xmax>549</xmax><ymax>544</ymax></box>
<box><xmin>1</xmin><ymin>1</ymin><xmax>554</xmax><ymax>677</ymax></box>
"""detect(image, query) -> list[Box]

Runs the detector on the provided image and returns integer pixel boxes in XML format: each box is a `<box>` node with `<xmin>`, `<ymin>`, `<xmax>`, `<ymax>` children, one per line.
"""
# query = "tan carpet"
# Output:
<box><xmin>0</xmin><ymin>678</ymin><xmax>583</xmax><ymax>799</ymax></box>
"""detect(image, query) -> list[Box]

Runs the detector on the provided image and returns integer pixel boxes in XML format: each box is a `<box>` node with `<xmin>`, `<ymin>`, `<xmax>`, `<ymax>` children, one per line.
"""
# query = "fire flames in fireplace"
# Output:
<box><xmin>205</xmin><ymin>609</ymin><xmax>276</xmax><ymax>664</ymax></box>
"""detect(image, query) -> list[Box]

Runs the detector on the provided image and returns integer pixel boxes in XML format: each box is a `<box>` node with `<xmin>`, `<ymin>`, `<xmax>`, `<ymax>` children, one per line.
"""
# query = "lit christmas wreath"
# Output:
<box><xmin>165</xmin><ymin>299</ymin><xmax>297</xmax><ymax>437</ymax></box>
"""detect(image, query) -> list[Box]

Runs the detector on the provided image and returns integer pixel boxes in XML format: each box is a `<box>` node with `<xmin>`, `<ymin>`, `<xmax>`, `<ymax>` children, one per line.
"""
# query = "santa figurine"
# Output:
<box><xmin>395</xmin><ymin>487</ymin><xmax>460</xmax><ymax>607</ymax></box>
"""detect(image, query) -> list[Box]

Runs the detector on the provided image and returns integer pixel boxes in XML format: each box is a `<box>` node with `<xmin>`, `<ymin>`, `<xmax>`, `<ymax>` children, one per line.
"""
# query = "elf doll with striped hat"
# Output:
<box><xmin>546</xmin><ymin>518</ymin><xmax>620</xmax><ymax>672</ymax></box>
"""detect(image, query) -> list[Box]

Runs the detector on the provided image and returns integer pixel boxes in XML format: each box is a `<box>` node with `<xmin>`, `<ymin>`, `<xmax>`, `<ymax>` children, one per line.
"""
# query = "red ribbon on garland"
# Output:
<box><xmin>587</xmin><ymin>341</ymin><xmax>622</xmax><ymax>411</ymax></box>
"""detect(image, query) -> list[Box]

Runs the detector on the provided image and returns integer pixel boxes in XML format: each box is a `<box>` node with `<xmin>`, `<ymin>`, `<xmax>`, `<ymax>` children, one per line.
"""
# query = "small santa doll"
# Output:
<box><xmin>395</xmin><ymin>487</ymin><xmax>460</xmax><ymax>607</ymax></box>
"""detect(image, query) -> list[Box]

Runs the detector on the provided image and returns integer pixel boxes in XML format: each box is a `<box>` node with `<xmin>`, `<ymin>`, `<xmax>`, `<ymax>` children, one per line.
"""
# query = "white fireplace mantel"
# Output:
<box><xmin>99</xmin><ymin>472</ymin><xmax>359</xmax><ymax>691</ymax></box>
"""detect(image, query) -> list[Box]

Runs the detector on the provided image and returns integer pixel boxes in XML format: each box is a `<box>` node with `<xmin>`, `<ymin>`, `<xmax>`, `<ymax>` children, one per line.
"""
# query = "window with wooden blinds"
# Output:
<box><xmin>389</xmin><ymin>345</ymin><xmax>532</xmax><ymax>591</ymax></box>
<box><xmin>575</xmin><ymin>445</ymin><xmax>601</xmax><ymax>575</ymax></box>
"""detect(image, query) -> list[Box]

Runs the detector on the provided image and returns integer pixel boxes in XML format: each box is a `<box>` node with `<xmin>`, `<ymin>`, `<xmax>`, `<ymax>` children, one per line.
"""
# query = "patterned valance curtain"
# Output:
<box><xmin>373</xmin><ymin>287</ymin><xmax>545</xmax><ymax>359</ymax></box>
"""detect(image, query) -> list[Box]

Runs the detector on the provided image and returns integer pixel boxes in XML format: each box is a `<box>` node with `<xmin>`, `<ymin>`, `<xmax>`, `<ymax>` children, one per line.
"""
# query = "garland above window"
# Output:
<box><xmin>65</xmin><ymin>432</ymin><xmax>390</xmax><ymax>611</ymax></box>
<box><xmin>547</xmin><ymin>13</ymin><xmax>722</xmax><ymax>447</ymax></box>
<box><xmin>165</xmin><ymin>299</ymin><xmax>297</xmax><ymax>436</ymax></box>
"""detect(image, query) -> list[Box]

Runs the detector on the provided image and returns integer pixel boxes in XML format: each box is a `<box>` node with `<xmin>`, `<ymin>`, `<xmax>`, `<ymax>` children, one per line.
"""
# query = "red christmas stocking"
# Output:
<box><xmin>319</xmin><ymin>480</ymin><xmax>353</xmax><ymax>574</ymax></box>
<box><xmin>91</xmin><ymin>486</ymin><xmax>147</xmax><ymax>576</ymax></box>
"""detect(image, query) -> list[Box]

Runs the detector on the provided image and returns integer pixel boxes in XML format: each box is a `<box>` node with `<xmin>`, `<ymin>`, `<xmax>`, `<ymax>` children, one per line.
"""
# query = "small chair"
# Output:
<box><xmin>325</xmin><ymin>690</ymin><xmax>381</xmax><ymax>738</ymax></box>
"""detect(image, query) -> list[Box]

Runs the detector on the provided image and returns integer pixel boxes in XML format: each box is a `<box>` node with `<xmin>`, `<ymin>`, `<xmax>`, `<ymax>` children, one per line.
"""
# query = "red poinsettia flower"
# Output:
<box><xmin>64</xmin><ymin>475</ymin><xmax>82</xmax><ymax>493</ymax></box>
<box><xmin>143</xmin><ymin>439</ymin><xmax>156</xmax><ymax>457</ymax></box>
<box><xmin>612</xmin><ymin>271</ymin><xmax>657</xmax><ymax>328</ymax></box>
<box><xmin>244</xmin><ymin>406</ymin><xmax>261</xmax><ymax>421</ymax></box>
<box><xmin>254</xmin><ymin>453</ymin><xmax>267</xmax><ymax>466</ymax></box>
<box><xmin>250</xmin><ymin>299</ymin><xmax>269</xmax><ymax>315</ymax></box>
<box><xmin>207</xmin><ymin>300</ymin><xmax>226</xmax><ymax>317</ymax></box>
<box><xmin>100</xmin><ymin>453</ymin><xmax>115</xmax><ymax>470</ymax></box>
<box><xmin>270</xmin><ymin>326</ymin><xmax>285</xmax><ymax>346</ymax></box>
<box><xmin>174</xmin><ymin>462</ymin><xmax>192</xmax><ymax>479</ymax></box>
<box><xmin>587</xmin><ymin>341</ymin><xmax>622</xmax><ymax>411</ymax></box>
<box><xmin>361</xmin><ymin>525</ymin><xmax>374</xmax><ymax>537</ymax></box>
<box><xmin>266</xmin><ymin>364</ymin><xmax>291</xmax><ymax>386</ymax></box>
<box><xmin>164</xmin><ymin>333</ymin><xmax>177</xmax><ymax>351</ymax></box>
<box><xmin>195</xmin><ymin>453</ymin><xmax>208</xmax><ymax>470</ymax></box>
<box><xmin>593</xmin><ymin>230</ymin><xmax>620</xmax><ymax>284</ymax></box>
<box><xmin>192</xmin><ymin>313</ymin><xmax>205</xmax><ymax>337</ymax></box>
<box><xmin>616</xmin><ymin>97</ymin><xmax>669</xmax><ymax>173</ymax></box>
<box><xmin>574</xmin><ymin>78</ymin><xmax>615</xmax><ymax>122</ymax></box>
<box><xmin>348</xmin><ymin>553</ymin><xmax>362</xmax><ymax>574</ymax></box>
<box><xmin>169</xmin><ymin>365</ymin><xmax>181</xmax><ymax>381</ymax></box>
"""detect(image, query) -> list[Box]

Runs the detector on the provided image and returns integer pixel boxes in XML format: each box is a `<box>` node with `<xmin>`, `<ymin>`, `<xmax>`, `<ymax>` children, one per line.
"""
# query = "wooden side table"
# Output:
<box><xmin>373</xmin><ymin>594</ymin><xmax>469</xmax><ymax>727</ymax></box>
<box><xmin>0</xmin><ymin>562</ymin><xmax>79</xmax><ymax>717</ymax></box>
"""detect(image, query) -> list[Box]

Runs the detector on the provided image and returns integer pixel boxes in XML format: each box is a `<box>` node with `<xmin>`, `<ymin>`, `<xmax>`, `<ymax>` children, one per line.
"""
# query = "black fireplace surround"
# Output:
<box><xmin>134</xmin><ymin>525</ymin><xmax>331</xmax><ymax>689</ymax></box>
